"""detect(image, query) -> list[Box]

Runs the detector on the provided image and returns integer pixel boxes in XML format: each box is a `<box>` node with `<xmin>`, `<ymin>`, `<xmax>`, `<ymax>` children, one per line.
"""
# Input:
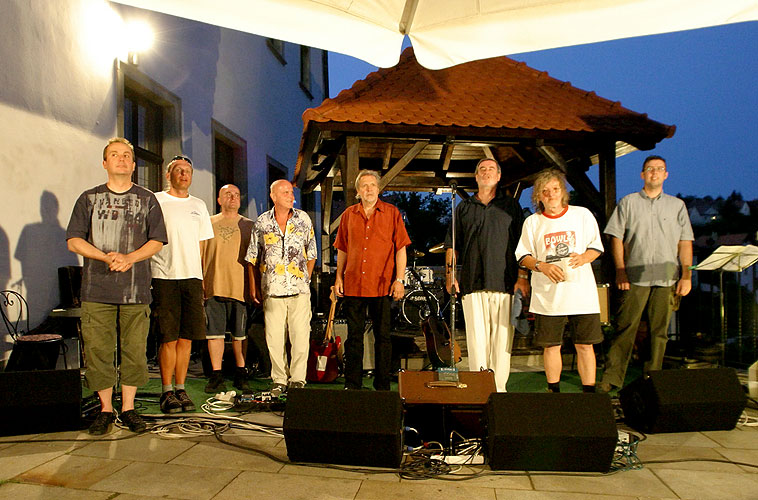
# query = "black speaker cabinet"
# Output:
<box><xmin>620</xmin><ymin>368</ymin><xmax>746</xmax><ymax>434</ymax></box>
<box><xmin>0</xmin><ymin>369</ymin><xmax>82</xmax><ymax>435</ymax></box>
<box><xmin>284</xmin><ymin>389</ymin><xmax>403</xmax><ymax>468</ymax></box>
<box><xmin>487</xmin><ymin>393</ymin><xmax>617</xmax><ymax>472</ymax></box>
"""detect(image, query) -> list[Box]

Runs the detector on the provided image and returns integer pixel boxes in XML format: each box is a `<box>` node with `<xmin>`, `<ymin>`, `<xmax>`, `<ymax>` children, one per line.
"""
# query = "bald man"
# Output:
<box><xmin>246</xmin><ymin>180</ymin><xmax>317</xmax><ymax>397</ymax></box>
<box><xmin>201</xmin><ymin>184</ymin><xmax>254</xmax><ymax>393</ymax></box>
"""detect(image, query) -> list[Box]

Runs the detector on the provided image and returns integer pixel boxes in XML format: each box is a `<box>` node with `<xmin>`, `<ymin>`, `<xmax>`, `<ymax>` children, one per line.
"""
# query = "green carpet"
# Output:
<box><xmin>82</xmin><ymin>365</ymin><xmax>641</xmax><ymax>414</ymax></box>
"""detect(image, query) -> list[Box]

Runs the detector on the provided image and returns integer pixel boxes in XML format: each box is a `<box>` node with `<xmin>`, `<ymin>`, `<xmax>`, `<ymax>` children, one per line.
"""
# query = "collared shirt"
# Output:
<box><xmin>444</xmin><ymin>191</ymin><xmax>524</xmax><ymax>296</ymax></box>
<box><xmin>605</xmin><ymin>189</ymin><xmax>693</xmax><ymax>287</ymax></box>
<box><xmin>334</xmin><ymin>199</ymin><xmax>411</xmax><ymax>297</ymax></box>
<box><xmin>246</xmin><ymin>207</ymin><xmax>317</xmax><ymax>299</ymax></box>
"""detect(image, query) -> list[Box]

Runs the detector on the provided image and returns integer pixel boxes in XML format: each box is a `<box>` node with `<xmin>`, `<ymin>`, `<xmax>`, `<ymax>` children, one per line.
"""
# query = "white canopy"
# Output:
<box><xmin>112</xmin><ymin>0</ymin><xmax>757</xmax><ymax>69</ymax></box>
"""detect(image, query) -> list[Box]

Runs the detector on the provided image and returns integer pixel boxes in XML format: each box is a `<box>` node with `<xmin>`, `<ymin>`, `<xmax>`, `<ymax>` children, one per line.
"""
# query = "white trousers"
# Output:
<box><xmin>263</xmin><ymin>294</ymin><xmax>312</xmax><ymax>385</ymax></box>
<box><xmin>462</xmin><ymin>291</ymin><xmax>513</xmax><ymax>392</ymax></box>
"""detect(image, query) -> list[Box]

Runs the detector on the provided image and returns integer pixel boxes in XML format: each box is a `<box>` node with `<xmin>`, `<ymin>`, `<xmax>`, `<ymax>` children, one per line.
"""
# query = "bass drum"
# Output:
<box><xmin>401</xmin><ymin>289</ymin><xmax>440</xmax><ymax>325</ymax></box>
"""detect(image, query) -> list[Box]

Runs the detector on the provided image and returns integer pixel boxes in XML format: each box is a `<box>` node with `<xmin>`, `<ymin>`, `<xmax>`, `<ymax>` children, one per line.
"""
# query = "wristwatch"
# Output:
<box><xmin>534</xmin><ymin>261</ymin><xmax>543</xmax><ymax>272</ymax></box>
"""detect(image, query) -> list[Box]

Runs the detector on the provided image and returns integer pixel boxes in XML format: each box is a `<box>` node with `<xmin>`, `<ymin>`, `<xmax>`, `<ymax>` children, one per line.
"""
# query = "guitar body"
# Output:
<box><xmin>409</xmin><ymin>268</ymin><xmax>462</xmax><ymax>368</ymax></box>
<box><xmin>306</xmin><ymin>335</ymin><xmax>342</xmax><ymax>383</ymax></box>
<box><xmin>421</xmin><ymin>315</ymin><xmax>461</xmax><ymax>368</ymax></box>
<box><xmin>306</xmin><ymin>286</ymin><xmax>342</xmax><ymax>383</ymax></box>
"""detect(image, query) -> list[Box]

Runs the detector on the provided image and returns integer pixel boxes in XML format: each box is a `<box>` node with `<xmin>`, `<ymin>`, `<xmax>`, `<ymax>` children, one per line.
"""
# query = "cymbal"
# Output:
<box><xmin>410</xmin><ymin>249</ymin><xmax>425</xmax><ymax>258</ymax></box>
<box><xmin>428</xmin><ymin>242</ymin><xmax>445</xmax><ymax>254</ymax></box>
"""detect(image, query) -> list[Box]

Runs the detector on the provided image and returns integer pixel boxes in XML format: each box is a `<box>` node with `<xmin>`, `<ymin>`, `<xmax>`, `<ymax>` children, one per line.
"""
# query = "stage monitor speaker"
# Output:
<box><xmin>0</xmin><ymin>369</ymin><xmax>82</xmax><ymax>436</ymax></box>
<box><xmin>284</xmin><ymin>389</ymin><xmax>403</xmax><ymax>468</ymax></box>
<box><xmin>619</xmin><ymin>368</ymin><xmax>746</xmax><ymax>434</ymax></box>
<box><xmin>487</xmin><ymin>393</ymin><xmax>617</xmax><ymax>472</ymax></box>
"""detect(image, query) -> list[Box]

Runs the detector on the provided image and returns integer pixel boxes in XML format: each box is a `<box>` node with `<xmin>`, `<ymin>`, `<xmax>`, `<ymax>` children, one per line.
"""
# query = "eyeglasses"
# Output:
<box><xmin>170</xmin><ymin>154</ymin><xmax>192</xmax><ymax>166</ymax></box>
<box><xmin>643</xmin><ymin>166</ymin><xmax>665</xmax><ymax>173</ymax></box>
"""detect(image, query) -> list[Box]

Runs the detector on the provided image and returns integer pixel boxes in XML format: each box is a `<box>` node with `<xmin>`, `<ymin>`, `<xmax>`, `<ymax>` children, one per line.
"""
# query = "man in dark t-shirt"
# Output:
<box><xmin>66</xmin><ymin>137</ymin><xmax>167</xmax><ymax>435</ymax></box>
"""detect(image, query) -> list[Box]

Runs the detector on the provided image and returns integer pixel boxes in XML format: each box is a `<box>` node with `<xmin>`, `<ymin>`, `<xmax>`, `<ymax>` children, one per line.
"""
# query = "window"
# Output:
<box><xmin>299</xmin><ymin>45</ymin><xmax>312</xmax><ymax>99</ymax></box>
<box><xmin>118</xmin><ymin>62</ymin><xmax>182</xmax><ymax>192</ymax></box>
<box><xmin>124</xmin><ymin>90</ymin><xmax>163</xmax><ymax>192</ymax></box>
<box><xmin>267</xmin><ymin>38</ymin><xmax>286</xmax><ymax>65</ymax></box>
<box><xmin>212</xmin><ymin>120</ymin><xmax>248</xmax><ymax>215</ymax></box>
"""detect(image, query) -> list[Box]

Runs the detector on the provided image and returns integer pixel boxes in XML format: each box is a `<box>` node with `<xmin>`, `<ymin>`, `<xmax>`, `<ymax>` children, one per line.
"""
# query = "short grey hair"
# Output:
<box><xmin>475</xmin><ymin>158</ymin><xmax>501</xmax><ymax>175</ymax></box>
<box><xmin>355</xmin><ymin>170</ymin><xmax>381</xmax><ymax>199</ymax></box>
<box><xmin>270</xmin><ymin>178</ymin><xmax>291</xmax><ymax>195</ymax></box>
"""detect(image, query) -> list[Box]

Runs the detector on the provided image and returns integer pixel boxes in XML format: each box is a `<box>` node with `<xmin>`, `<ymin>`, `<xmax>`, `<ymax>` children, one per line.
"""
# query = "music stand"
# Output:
<box><xmin>693</xmin><ymin>245</ymin><xmax>758</xmax><ymax>366</ymax></box>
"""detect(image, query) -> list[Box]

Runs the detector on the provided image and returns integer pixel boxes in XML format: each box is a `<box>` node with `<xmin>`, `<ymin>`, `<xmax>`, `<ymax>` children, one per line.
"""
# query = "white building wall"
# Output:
<box><xmin>0</xmin><ymin>0</ymin><xmax>326</xmax><ymax>361</ymax></box>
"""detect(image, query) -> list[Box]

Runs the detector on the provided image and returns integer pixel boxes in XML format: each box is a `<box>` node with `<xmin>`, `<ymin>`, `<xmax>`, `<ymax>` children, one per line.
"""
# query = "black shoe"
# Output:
<box><xmin>120</xmin><ymin>409</ymin><xmax>146</xmax><ymax>433</ymax></box>
<box><xmin>233</xmin><ymin>368</ymin><xmax>251</xmax><ymax>392</ymax></box>
<box><xmin>205</xmin><ymin>372</ymin><xmax>227</xmax><ymax>394</ymax></box>
<box><xmin>160</xmin><ymin>391</ymin><xmax>182</xmax><ymax>414</ymax></box>
<box><xmin>174</xmin><ymin>389</ymin><xmax>196</xmax><ymax>412</ymax></box>
<box><xmin>89</xmin><ymin>411</ymin><xmax>114</xmax><ymax>435</ymax></box>
<box><xmin>288</xmin><ymin>380</ymin><xmax>306</xmax><ymax>390</ymax></box>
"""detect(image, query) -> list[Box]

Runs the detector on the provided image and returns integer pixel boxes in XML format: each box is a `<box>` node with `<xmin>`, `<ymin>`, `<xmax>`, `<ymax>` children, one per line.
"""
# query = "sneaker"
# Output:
<box><xmin>233</xmin><ymin>367</ymin><xmax>251</xmax><ymax>392</ymax></box>
<box><xmin>174</xmin><ymin>389</ymin><xmax>196</xmax><ymax>412</ymax></box>
<box><xmin>288</xmin><ymin>380</ymin><xmax>306</xmax><ymax>390</ymax></box>
<box><xmin>160</xmin><ymin>391</ymin><xmax>183</xmax><ymax>414</ymax></box>
<box><xmin>270</xmin><ymin>383</ymin><xmax>287</xmax><ymax>398</ymax></box>
<box><xmin>88</xmin><ymin>411</ymin><xmax>114</xmax><ymax>435</ymax></box>
<box><xmin>120</xmin><ymin>409</ymin><xmax>146</xmax><ymax>433</ymax></box>
<box><xmin>205</xmin><ymin>372</ymin><xmax>227</xmax><ymax>394</ymax></box>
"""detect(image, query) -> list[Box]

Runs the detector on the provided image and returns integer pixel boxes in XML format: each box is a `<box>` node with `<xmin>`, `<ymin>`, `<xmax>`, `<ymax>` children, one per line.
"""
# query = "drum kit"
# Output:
<box><xmin>398</xmin><ymin>245</ymin><xmax>449</xmax><ymax>326</ymax></box>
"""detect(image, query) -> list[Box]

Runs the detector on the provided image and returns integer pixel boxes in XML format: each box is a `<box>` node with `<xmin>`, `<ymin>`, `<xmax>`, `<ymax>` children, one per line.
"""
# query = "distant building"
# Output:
<box><xmin>0</xmin><ymin>0</ymin><xmax>327</xmax><ymax>362</ymax></box>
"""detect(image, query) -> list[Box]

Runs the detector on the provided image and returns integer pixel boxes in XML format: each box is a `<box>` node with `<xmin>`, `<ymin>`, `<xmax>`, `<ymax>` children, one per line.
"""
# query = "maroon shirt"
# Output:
<box><xmin>334</xmin><ymin>199</ymin><xmax>411</xmax><ymax>297</ymax></box>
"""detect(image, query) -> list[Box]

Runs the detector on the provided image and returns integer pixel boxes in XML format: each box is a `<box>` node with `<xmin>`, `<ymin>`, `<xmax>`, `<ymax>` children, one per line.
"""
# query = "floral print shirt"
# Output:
<box><xmin>246</xmin><ymin>207</ymin><xmax>317</xmax><ymax>299</ymax></box>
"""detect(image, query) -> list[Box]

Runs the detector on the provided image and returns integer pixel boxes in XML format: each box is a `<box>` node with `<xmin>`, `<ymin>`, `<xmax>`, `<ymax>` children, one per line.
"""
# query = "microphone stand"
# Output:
<box><xmin>449</xmin><ymin>181</ymin><xmax>457</xmax><ymax>368</ymax></box>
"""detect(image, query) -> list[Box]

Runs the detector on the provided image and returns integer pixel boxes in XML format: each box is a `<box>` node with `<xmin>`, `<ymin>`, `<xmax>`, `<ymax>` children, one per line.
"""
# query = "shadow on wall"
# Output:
<box><xmin>13</xmin><ymin>191</ymin><xmax>79</xmax><ymax>327</ymax></box>
<box><xmin>0</xmin><ymin>225</ymin><xmax>10</xmax><ymax>361</ymax></box>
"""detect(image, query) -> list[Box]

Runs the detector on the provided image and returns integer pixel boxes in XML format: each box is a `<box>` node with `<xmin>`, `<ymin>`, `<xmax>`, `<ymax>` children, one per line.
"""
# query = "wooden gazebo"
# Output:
<box><xmin>294</xmin><ymin>48</ymin><xmax>675</xmax><ymax>267</ymax></box>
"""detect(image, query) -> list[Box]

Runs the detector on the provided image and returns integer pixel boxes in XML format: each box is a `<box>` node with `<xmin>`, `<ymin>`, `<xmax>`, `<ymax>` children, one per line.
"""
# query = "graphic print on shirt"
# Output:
<box><xmin>543</xmin><ymin>231</ymin><xmax>575</xmax><ymax>263</ymax></box>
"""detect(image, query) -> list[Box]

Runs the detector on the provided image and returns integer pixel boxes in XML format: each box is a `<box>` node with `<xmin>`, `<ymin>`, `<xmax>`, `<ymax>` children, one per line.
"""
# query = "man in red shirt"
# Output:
<box><xmin>334</xmin><ymin>170</ymin><xmax>411</xmax><ymax>390</ymax></box>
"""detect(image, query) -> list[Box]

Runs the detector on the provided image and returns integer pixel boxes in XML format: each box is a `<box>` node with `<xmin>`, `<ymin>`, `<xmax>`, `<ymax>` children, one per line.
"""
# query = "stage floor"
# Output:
<box><xmin>1</xmin><ymin>357</ymin><xmax>757</xmax><ymax>500</ymax></box>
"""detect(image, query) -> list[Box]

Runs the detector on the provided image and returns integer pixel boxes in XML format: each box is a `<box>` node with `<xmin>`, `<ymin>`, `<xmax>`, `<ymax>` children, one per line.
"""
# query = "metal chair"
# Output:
<box><xmin>2</xmin><ymin>290</ymin><xmax>65</xmax><ymax>371</ymax></box>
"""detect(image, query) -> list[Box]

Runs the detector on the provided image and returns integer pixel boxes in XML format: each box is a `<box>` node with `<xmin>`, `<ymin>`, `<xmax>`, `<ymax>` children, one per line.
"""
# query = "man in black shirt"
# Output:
<box><xmin>445</xmin><ymin>158</ymin><xmax>529</xmax><ymax>392</ymax></box>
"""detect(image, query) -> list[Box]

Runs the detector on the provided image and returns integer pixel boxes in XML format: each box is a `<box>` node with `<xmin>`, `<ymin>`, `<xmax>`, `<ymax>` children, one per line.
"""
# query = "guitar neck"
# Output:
<box><xmin>324</xmin><ymin>287</ymin><xmax>338</xmax><ymax>340</ymax></box>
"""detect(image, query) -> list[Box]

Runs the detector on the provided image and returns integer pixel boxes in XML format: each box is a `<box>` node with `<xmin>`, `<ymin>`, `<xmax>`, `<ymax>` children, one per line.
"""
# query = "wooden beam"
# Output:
<box><xmin>379</xmin><ymin>140</ymin><xmax>429</xmax><ymax>191</ymax></box>
<box><xmin>343</xmin><ymin>136</ymin><xmax>360</xmax><ymax>206</ymax></box>
<box><xmin>565</xmin><ymin>168</ymin><xmax>603</xmax><ymax>215</ymax></box>
<box><xmin>329</xmin><ymin>213</ymin><xmax>342</xmax><ymax>235</ymax></box>
<box><xmin>598</xmin><ymin>142</ymin><xmax>617</xmax><ymax>225</ymax></box>
<box><xmin>320</xmin><ymin>177</ymin><xmax>334</xmax><ymax>269</ymax></box>
<box><xmin>440</xmin><ymin>141</ymin><xmax>454</xmax><ymax>171</ymax></box>
<box><xmin>382</xmin><ymin>143</ymin><xmax>392</xmax><ymax>170</ymax></box>
<box><xmin>482</xmin><ymin>145</ymin><xmax>495</xmax><ymax>160</ymax></box>
<box><xmin>537</xmin><ymin>145</ymin><xmax>568</xmax><ymax>173</ymax></box>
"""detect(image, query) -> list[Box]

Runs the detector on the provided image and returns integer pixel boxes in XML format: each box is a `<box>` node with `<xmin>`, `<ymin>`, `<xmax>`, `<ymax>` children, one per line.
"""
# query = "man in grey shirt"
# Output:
<box><xmin>598</xmin><ymin>155</ymin><xmax>693</xmax><ymax>393</ymax></box>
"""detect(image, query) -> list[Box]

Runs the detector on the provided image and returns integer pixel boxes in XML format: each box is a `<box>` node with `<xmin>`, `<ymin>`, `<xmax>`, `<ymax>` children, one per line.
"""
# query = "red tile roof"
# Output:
<box><xmin>303</xmin><ymin>47</ymin><xmax>675</xmax><ymax>140</ymax></box>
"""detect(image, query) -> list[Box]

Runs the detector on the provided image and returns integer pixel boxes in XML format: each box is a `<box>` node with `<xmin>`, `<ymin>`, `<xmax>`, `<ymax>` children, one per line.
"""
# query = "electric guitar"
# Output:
<box><xmin>306</xmin><ymin>286</ymin><xmax>342</xmax><ymax>382</ymax></box>
<box><xmin>408</xmin><ymin>268</ymin><xmax>461</xmax><ymax>368</ymax></box>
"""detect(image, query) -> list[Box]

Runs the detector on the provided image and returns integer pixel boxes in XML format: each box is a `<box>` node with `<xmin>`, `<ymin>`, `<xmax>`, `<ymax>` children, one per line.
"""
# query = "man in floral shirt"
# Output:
<box><xmin>247</xmin><ymin>180</ymin><xmax>317</xmax><ymax>396</ymax></box>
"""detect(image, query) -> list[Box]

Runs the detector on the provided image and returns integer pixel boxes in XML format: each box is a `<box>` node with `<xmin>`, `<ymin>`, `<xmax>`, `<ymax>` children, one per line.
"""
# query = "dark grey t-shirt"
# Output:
<box><xmin>66</xmin><ymin>183</ymin><xmax>167</xmax><ymax>304</ymax></box>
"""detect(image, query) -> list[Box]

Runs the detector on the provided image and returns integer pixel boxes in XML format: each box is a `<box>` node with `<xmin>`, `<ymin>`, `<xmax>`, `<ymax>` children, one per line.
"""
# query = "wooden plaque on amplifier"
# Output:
<box><xmin>399</xmin><ymin>370</ymin><xmax>496</xmax><ymax>405</ymax></box>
